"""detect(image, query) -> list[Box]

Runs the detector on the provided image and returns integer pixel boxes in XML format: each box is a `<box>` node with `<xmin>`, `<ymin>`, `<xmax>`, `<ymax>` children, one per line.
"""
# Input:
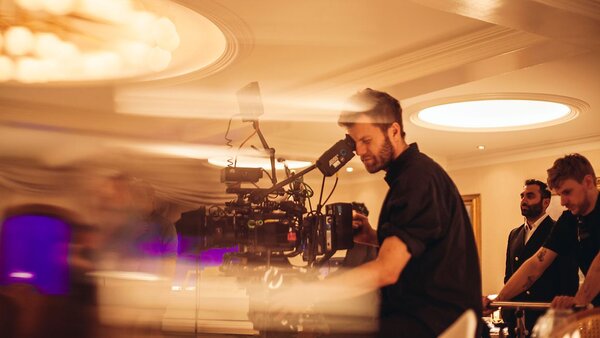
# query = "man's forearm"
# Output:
<box><xmin>497</xmin><ymin>248</ymin><xmax>551</xmax><ymax>301</ymax></box>
<box><xmin>317</xmin><ymin>259</ymin><xmax>393</xmax><ymax>300</ymax></box>
<box><xmin>288</xmin><ymin>236</ymin><xmax>411</xmax><ymax>307</ymax></box>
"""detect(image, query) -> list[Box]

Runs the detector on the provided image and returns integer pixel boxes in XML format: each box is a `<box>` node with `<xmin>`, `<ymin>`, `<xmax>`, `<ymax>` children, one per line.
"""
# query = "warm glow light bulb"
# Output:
<box><xmin>56</xmin><ymin>56</ymin><xmax>83</xmax><ymax>80</ymax></box>
<box><xmin>77</xmin><ymin>0</ymin><xmax>131</xmax><ymax>22</ymax></box>
<box><xmin>40</xmin><ymin>59</ymin><xmax>62</xmax><ymax>81</ymax></box>
<box><xmin>147</xmin><ymin>47</ymin><xmax>171</xmax><ymax>71</ymax></box>
<box><xmin>6</xmin><ymin>0</ymin><xmax>183</xmax><ymax>83</ymax></box>
<box><xmin>83</xmin><ymin>52</ymin><xmax>123</xmax><ymax>78</ymax></box>
<box><xmin>34</xmin><ymin>33</ymin><xmax>63</xmax><ymax>59</ymax></box>
<box><xmin>0</xmin><ymin>56</ymin><xmax>15</xmax><ymax>82</ymax></box>
<box><xmin>16</xmin><ymin>0</ymin><xmax>44</xmax><ymax>11</ymax></box>
<box><xmin>5</xmin><ymin>26</ymin><xmax>36</xmax><ymax>56</ymax></box>
<box><xmin>42</xmin><ymin>0</ymin><xmax>76</xmax><ymax>15</ymax></box>
<box><xmin>36</xmin><ymin>60</ymin><xmax>55</xmax><ymax>82</ymax></box>
<box><xmin>130</xmin><ymin>11</ymin><xmax>159</xmax><ymax>44</ymax></box>
<box><xmin>118</xmin><ymin>41</ymin><xmax>152</xmax><ymax>68</ymax></box>
<box><xmin>15</xmin><ymin>57</ymin><xmax>46</xmax><ymax>83</ymax></box>
<box><xmin>154</xmin><ymin>17</ymin><xmax>180</xmax><ymax>51</ymax></box>
<box><xmin>49</xmin><ymin>42</ymin><xmax>82</xmax><ymax>81</ymax></box>
<box><xmin>56</xmin><ymin>41</ymin><xmax>80</xmax><ymax>60</ymax></box>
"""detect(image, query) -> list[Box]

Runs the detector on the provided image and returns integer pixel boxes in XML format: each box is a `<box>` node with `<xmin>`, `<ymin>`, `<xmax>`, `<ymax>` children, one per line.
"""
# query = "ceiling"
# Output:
<box><xmin>1</xmin><ymin>0</ymin><xmax>600</xmax><ymax>205</ymax></box>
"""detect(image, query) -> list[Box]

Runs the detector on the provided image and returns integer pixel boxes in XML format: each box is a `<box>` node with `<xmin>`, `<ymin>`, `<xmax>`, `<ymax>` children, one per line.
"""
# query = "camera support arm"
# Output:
<box><xmin>248</xmin><ymin>135</ymin><xmax>356</xmax><ymax>204</ymax></box>
<box><xmin>252</xmin><ymin>120</ymin><xmax>277</xmax><ymax>185</ymax></box>
<box><xmin>249</xmin><ymin>164</ymin><xmax>317</xmax><ymax>204</ymax></box>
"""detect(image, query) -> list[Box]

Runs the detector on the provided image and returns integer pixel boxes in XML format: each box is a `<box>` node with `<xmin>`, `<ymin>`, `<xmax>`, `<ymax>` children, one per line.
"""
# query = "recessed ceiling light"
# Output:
<box><xmin>408</xmin><ymin>94</ymin><xmax>587</xmax><ymax>132</ymax></box>
<box><xmin>477</xmin><ymin>145</ymin><xmax>485</xmax><ymax>150</ymax></box>
<box><xmin>346</xmin><ymin>167</ymin><xmax>354</xmax><ymax>173</ymax></box>
<box><xmin>208</xmin><ymin>156</ymin><xmax>312</xmax><ymax>170</ymax></box>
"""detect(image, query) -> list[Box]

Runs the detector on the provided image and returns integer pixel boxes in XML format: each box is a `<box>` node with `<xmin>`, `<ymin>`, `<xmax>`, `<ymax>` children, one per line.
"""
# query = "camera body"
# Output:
<box><xmin>204</xmin><ymin>198</ymin><xmax>354</xmax><ymax>262</ymax></box>
<box><xmin>181</xmin><ymin>162</ymin><xmax>354</xmax><ymax>266</ymax></box>
<box><xmin>205</xmin><ymin>201</ymin><xmax>300</xmax><ymax>252</ymax></box>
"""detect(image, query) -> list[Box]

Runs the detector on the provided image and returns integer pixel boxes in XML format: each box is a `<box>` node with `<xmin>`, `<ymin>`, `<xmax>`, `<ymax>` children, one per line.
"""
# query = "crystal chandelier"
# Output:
<box><xmin>0</xmin><ymin>0</ymin><xmax>181</xmax><ymax>83</ymax></box>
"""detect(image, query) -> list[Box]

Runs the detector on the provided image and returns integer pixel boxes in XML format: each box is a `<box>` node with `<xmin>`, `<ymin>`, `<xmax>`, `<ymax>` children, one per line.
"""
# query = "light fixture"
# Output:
<box><xmin>208</xmin><ymin>156</ymin><xmax>312</xmax><ymax>171</ymax></box>
<box><xmin>346</xmin><ymin>167</ymin><xmax>354</xmax><ymax>173</ymax></box>
<box><xmin>408</xmin><ymin>94</ymin><xmax>586</xmax><ymax>132</ymax></box>
<box><xmin>0</xmin><ymin>0</ymin><xmax>181</xmax><ymax>83</ymax></box>
<box><xmin>477</xmin><ymin>145</ymin><xmax>485</xmax><ymax>150</ymax></box>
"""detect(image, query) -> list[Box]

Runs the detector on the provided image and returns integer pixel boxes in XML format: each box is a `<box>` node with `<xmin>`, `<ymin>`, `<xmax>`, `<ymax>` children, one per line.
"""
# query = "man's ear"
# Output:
<box><xmin>583</xmin><ymin>174</ymin><xmax>595</xmax><ymax>189</ymax></box>
<box><xmin>388</xmin><ymin>122</ymin><xmax>402</xmax><ymax>141</ymax></box>
<box><xmin>542</xmin><ymin>197</ymin><xmax>551</xmax><ymax>210</ymax></box>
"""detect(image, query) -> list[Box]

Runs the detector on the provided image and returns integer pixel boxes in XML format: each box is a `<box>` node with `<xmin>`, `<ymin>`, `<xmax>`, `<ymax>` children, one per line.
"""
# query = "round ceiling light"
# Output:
<box><xmin>408</xmin><ymin>94</ymin><xmax>586</xmax><ymax>132</ymax></box>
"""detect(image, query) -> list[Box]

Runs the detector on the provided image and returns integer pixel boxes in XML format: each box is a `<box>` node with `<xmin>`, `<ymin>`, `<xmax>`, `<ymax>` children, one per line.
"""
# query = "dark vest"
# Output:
<box><xmin>503</xmin><ymin>216</ymin><xmax>579</xmax><ymax>337</ymax></box>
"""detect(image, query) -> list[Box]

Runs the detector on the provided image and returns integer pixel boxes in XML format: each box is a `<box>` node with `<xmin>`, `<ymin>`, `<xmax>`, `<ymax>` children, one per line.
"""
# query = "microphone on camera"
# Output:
<box><xmin>315</xmin><ymin>134</ymin><xmax>356</xmax><ymax>177</ymax></box>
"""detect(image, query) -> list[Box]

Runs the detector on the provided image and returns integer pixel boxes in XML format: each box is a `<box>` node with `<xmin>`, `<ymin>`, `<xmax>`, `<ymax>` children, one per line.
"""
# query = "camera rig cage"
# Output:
<box><xmin>204</xmin><ymin>82</ymin><xmax>357</xmax><ymax>268</ymax></box>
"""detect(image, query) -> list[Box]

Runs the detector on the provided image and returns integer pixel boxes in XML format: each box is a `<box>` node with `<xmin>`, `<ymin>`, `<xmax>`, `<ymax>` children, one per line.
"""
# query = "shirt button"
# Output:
<box><xmin>526</xmin><ymin>291</ymin><xmax>531</xmax><ymax>295</ymax></box>
<box><xmin>515</xmin><ymin>257</ymin><xmax>519</xmax><ymax>262</ymax></box>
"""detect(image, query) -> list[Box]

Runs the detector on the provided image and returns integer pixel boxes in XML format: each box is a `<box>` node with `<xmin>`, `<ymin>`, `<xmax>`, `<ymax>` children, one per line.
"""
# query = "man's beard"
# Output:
<box><xmin>365</xmin><ymin>135</ymin><xmax>395</xmax><ymax>173</ymax></box>
<box><xmin>571</xmin><ymin>197</ymin><xmax>591</xmax><ymax>216</ymax></box>
<box><xmin>521</xmin><ymin>200</ymin><xmax>544</xmax><ymax>219</ymax></box>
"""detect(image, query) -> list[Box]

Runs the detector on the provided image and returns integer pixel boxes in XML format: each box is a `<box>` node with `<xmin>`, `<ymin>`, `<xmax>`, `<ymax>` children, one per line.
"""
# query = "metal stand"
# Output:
<box><xmin>490</xmin><ymin>301</ymin><xmax>551</xmax><ymax>338</ymax></box>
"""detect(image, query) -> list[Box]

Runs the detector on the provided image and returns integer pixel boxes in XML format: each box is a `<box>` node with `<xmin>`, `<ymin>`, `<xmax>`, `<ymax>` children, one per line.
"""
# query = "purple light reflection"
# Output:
<box><xmin>0</xmin><ymin>215</ymin><xmax>70</xmax><ymax>294</ymax></box>
<box><xmin>199</xmin><ymin>246</ymin><xmax>238</xmax><ymax>267</ymax></box>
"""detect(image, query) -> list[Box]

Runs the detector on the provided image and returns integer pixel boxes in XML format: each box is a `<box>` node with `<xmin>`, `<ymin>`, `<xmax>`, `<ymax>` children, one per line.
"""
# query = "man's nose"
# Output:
<box><xmin>355</xmin><ymin>143</ymin><xmax>366</xmax><ymax>156</ymax></box>
<box><xmin>560</xmin><ymin>196</ymin><xmax>568</xmax><ymax>206</ymax></box>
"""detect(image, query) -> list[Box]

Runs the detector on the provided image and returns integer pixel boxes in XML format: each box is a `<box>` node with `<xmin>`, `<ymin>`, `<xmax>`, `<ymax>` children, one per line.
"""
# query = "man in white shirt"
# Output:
<box><xmin>501</xmin><ymin>179</ymin><xmax>579</xmax><ymax>337</ymax></box>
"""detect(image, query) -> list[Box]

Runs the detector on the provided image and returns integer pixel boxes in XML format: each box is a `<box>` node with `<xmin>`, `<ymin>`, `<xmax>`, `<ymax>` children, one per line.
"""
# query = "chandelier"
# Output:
<box><xmin>0</xmin><ymin>0</ymin><xmax>181</xmax><ymax>83</ymax></box>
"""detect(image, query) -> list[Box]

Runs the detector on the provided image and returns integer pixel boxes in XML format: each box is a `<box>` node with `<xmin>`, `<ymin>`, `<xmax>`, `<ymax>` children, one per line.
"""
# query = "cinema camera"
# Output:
<box><xmin>206</xmin><ymin>134</ymin><xmax>357</xmax><ymax>266</ymax></box>
<box><xmin>203</xmin><ymin>82</ymin><xmax>358</xmax><ymax>267</ymax></box>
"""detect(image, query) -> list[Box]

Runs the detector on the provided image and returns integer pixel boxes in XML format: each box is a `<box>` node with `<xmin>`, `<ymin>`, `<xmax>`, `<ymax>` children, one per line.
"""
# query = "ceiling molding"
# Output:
<box><xmin>446</xmin><ymin>134</ymin><xmax>600</xmax><ymax>171</ymax></box>
<box><xmin>534</xmin><ymin>0</ymin><xmax>600</xmax><ymax>20</ymax></box>
<box><xmin>411</xmin><ymin>0</ymin><xmax>600</xmax><ymax>49</ymax></box>
<box><xmin>347</xmin><ymin>27</ymin><xmax>544</xmax><ymax>84</ymax></box>
<box><xmin>285</xmin><ymin>26</ymin><xmax>546</xmax><ymax>95</ymax></box>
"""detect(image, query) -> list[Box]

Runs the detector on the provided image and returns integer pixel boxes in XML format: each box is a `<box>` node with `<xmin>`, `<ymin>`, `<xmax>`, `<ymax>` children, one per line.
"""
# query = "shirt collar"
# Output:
<box><xmin>525</xmin><ymin>213</ymin><xmax>548</xmax><ymax>231</ymax></box>
<box><xmin>384</xmin><ymin>142</ymin><xmax>419</xmax><ymax>186</ymax></box>
<box><xmin>579</xmin><ymin>190</ymin><xmax>600</xmax><ymax>222</ymax></box>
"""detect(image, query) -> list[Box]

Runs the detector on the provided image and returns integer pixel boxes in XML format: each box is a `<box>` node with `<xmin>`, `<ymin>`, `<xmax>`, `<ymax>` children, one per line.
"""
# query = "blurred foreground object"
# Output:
<box><xmin>438</xmin><ymin>310</ymin><xmax>477</xmax><ymax>338</ymax></box>
<box><xmin>531</xmin><ymin>308</ymin><xmax>572</xmax><ymax>338</ymax></box>
<box><xmin>548</xmin><ymin>307</ymin><xmax>600</xmax><ymax>338</ymax></box>
<box><xmin>88</xmin><ymin>270</ymin><xmax>170</xmax><ymax>328</ymax></box>
<box><xmin>0</xmin><ymin>204</ymin><xmax>98</xmax><ymax>337</ymax></box>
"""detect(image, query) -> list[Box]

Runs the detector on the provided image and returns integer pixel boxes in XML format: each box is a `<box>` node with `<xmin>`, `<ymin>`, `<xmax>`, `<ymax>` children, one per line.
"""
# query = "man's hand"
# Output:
<box><xmin>482</xmin><ymin>296</ymin><xmax>497</xmax><ymax>316</ymax></box>
<box><xmin>551</xmin><ymin>295</ymin><xmax>591</xmax><ymax>310</ymax></box>
<box><xmin>352</xmin><ymin>211</ymin><xmax>377</xmax><ymax>246</ymax></box>
<box><xmin>551</xmin><ymin>295</ymin><xmax>576</xmax><ymax>309</ymax></box>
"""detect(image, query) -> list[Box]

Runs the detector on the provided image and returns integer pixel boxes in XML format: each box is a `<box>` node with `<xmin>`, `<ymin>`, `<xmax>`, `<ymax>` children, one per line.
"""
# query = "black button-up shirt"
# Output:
<box><xmin>377</xmin><ymin>143</ymin><xmax>482</xmax><ymax>336</ymax></box>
